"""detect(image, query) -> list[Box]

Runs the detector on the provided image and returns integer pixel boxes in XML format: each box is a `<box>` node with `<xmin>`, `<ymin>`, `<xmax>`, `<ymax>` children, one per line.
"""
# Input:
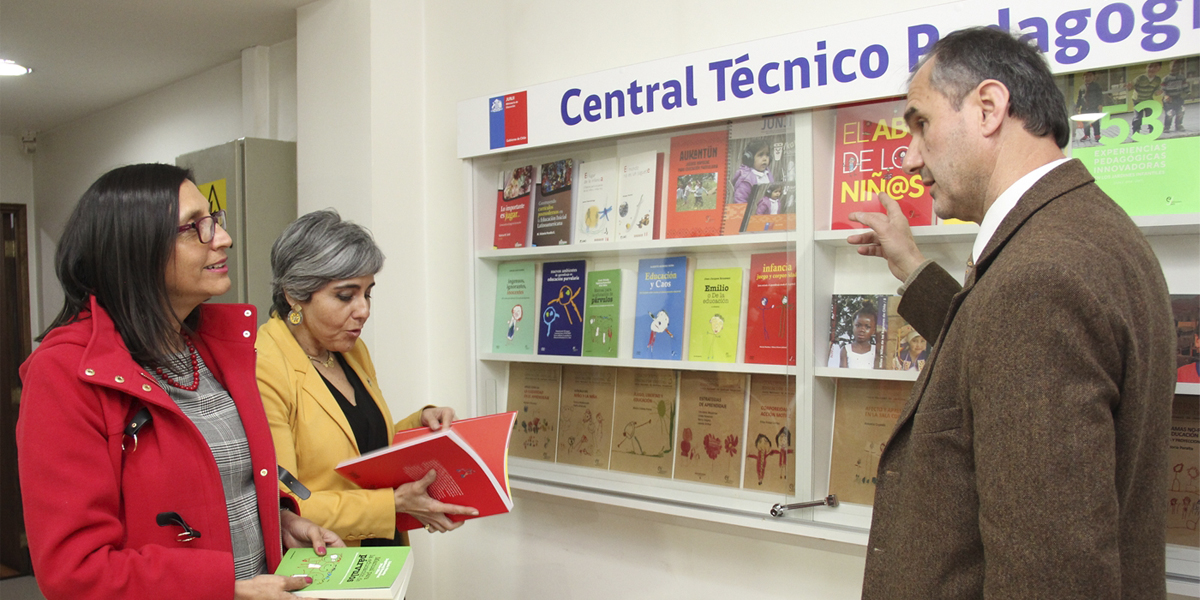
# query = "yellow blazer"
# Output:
<box><xmin>256</xmin><ymin>316</ymin><xmax>424</xmax><ymax>544</ymax></box>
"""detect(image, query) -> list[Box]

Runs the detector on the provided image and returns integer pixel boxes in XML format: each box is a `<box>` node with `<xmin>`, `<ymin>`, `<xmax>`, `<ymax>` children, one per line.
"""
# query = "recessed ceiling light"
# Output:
<box><xmin>0</xmin><ymin>60</ymin><xmax>33</xmax><ymax>76</ymax></box>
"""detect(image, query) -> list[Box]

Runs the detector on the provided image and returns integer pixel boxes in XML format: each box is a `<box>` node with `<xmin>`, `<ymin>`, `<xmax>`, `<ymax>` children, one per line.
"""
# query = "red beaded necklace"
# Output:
<box><xmin>156</xmin><ymin>337</ymin><xmax>200</xmax><ymax>391</ymax></box>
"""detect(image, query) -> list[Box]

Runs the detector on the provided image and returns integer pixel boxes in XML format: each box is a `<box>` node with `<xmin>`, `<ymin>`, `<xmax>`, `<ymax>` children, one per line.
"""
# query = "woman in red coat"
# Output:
<box><xmin>17</xmin><ymin>164</ymin><xmax>343</xmax><ymax>599</ymax></box>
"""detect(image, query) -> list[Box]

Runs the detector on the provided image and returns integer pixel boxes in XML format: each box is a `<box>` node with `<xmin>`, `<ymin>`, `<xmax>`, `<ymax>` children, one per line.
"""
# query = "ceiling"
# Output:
<box><xmin>0</xmin><ymin>0</ymin><xmax>313</xmax><ymax>137</ymax></box>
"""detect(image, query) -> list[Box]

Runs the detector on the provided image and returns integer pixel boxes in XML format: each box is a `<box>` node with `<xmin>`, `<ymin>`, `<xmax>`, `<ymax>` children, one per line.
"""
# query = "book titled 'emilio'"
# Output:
<box><xmin>632</xmin><ymin>256</ymin><xmax>688</xmax><ymax>360</ymax></box>
<box><xmin>276</xmin><ymin>546</ymin><xmax>413</xmax><ymax>599</ymax></box>
<box><xmin>334</xmin><ymin>412</ymin><xmax>517</xmax><ymax>531</ymax></box>
<box><xmin>687</xmin><ymin>268</ymin><xmax>743</xmax><ymax>363</ymax></box>
<box><xmin>538</xmin><ymin>260</ymin><xmax>586</xmax><ymax>356</ymax></box>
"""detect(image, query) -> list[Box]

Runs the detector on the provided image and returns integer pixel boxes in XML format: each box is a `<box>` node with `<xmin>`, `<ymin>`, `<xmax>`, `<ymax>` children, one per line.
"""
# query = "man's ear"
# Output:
<box><xmin>975</xmin><ymin>79</ymin><xmax>1010</xmax><ymax>137</ymax></box>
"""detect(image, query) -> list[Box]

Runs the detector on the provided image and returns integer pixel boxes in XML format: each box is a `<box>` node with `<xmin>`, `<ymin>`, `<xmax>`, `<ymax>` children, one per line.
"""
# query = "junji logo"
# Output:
<box><xmin>489</xmin><ymin>91</ymin><xmax>529</xmax><ymax>150</ymax></box>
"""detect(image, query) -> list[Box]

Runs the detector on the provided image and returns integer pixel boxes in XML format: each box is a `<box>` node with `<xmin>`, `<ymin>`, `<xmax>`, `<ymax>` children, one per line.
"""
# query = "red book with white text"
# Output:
<box><xmin>494</xmin><ymin>165</ymin><xmax>535</xmax><ymax>249</ymax></box>
<box><xmin>335</xmin><ymin>412</ymin><xmax>517</xmax><ymax>531</ymax></box>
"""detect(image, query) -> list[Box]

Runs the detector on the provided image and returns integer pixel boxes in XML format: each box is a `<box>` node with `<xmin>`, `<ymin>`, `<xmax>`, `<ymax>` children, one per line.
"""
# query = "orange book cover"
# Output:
<box><xmin>666</xmin><ymin>130</ymin><xmax>727</xmax><ymax>239</ymax></box>
<box><xmin>336</xmin><ymin>412</ymin><xmax>516</xmax><ymax>531</ymax></box>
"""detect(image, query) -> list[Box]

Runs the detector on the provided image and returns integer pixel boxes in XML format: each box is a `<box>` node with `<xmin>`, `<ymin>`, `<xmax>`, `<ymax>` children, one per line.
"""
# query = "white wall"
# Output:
<box><xmin>27</xmin><ymin>40</ymin><xmax>297</xmax><ymax>332</ymax></box>
<box><xmin>295</xmin><ymin>1</ymin><xmax>947</xmax><ymax>598</ymax></box>
<box><xmin>0</xmin><ymin>135</ymin><xmax>39</xmax><ymax>341</ymax></box>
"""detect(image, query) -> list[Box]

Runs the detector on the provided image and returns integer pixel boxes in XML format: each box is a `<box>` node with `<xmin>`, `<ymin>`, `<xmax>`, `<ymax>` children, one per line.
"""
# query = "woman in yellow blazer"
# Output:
<box><xmin>256</xmin><ymin>209</ymin><xmax>477</xmax><ymax>546</ymax></box>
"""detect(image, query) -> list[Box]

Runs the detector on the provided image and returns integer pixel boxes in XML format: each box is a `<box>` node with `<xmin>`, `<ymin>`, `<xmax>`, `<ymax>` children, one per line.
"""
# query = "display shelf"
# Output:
<box><xmin>1133</xmin><ymin>213</ymin><xmax>1200</xmax><ymax>236</ymax></box>
<box><xmin>478</xmin><ymin>231</ymin><xmax>796</xmax><ymax>261</ymax></box>
<box><xmin>509</xmin><ymin>472</ymin><xmax>870</xmax><ymax>546</ymax></box>
<box><xmin>814</xmin><ymin>223</ymin><xmax>980</xmax><ymax>246</ymax></box>
<box><xmin>462</xmin><ymin>46</ymin><xmax>1200</xmax><ymax>592</ymax></box>
<box><xmin>481</xmin><ymin>353</ymin><xmax>797</xmax><ymax>375</ymax></box>
<box><xmin>813</xmin><ymin>367</ymin><xmax>919</xmax><ymax>382</ymax></box>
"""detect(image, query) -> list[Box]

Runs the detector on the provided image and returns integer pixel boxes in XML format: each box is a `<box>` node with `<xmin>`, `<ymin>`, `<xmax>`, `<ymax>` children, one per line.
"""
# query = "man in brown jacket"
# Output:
<box><xmin>848</xmin><ymin>27</ymin><xmax>1174</xmax><ymax>599</ymax></box>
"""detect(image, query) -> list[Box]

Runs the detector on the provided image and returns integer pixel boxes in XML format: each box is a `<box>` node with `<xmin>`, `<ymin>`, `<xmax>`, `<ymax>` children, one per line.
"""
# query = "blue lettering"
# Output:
<box><xmin>908</xmin><ymin>24</ymin><xmax>939</xmax><ymax>70</ymax></box>
<box><xmin>1097</xmin><ymin>3</ymin><xmax>1135</xmax><ymax>42</ymax></box>
<box><xmin>583</xmin><ymin>94</ymin><xmax>601</xmax><ymax>122</ymax></box>
<box><xmin>784</xmin><ymin>57</ymin><xmax>811</xmax><ymax>90</ymax></box>
<box><xmin>759</xmin><ymin>62</ymin><xmax>780</xmax><ymax>94</ymax></box>
<box><xmin>732</xmin><ymin>54</ymin><xmax>754</xmax><ymax>99</ymax></box>
<box><xmin>1017</xmin><ymin>17</ymin><xmax>1049</xmax><ymax>51</ymax></box>
<box><xmin>662</xmin><ymin>80</ymin><xmax>683</xmax><ymax>109</ymax></box>
<box><xmin>815</xmin><ymin>41</ymin><xmax>828</xmax><ymax>86</ymax></box>
<box><xmin>861</xmin><ymin>45</ymin><xmax>888</xmax><ymax>79</ymax></box>
<box><xmin>561</xmin><ymin>88</ymin><xmax>581</xmax><ymax>126</ymax></box>
<box><xmin>1055</xmin><ymin>9</ymin><xmax>1091</xmax><ymax>64</ymax></box>
<box><xmin>833</xmin><ymin>48</ymin><xmax>857</xmax><ymax>83</ymax></box>
<box><xmin>1141</xmin><ymin>0</ymin><xmax>1180</xmax><ymax>51</ymax></box>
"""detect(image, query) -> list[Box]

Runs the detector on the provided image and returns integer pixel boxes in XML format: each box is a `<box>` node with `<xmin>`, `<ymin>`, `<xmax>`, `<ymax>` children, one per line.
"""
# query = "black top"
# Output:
<box><xmin>318</xmin><ymin>353</ymin><xmax>388</xmax><ymax>455</ymax></box>
<box><xmin>318</xmin><ymin>353</ymin><xmax>403</xmax><ymax>547</ymax></box>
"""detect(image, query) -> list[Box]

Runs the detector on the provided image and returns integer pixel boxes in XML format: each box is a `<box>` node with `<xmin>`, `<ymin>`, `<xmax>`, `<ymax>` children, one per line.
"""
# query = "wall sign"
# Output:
<box><xmin>458</xmin><ymin>0</ymin><xmax>1198</xmax><ymax>157</ymax></box>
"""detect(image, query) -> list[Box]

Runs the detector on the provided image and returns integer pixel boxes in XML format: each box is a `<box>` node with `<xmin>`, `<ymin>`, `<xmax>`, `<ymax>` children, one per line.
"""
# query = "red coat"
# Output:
<box><xmin>18</xmin><ymin>299</ymin><xmax>289</xmax><ymax>600</ymax></box>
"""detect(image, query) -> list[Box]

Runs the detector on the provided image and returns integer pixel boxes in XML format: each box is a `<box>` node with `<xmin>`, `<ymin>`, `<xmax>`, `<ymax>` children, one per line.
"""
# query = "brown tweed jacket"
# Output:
<box><xmin>861</xmin><ymin>160</ymin><xmax>1174</xmax><ymax>600</ymax></box>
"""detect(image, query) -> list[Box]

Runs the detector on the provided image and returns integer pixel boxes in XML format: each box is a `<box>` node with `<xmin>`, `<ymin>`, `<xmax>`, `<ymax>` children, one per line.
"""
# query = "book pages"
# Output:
<box><xmin>674</xmin><ymin>371</ymin><xmax>746</xmax><ymax>488</ymax></box>
<box><xmin>1168</xmin><ymin>394</ymin><xmax>1199</xmax><ymax>547</ymax></box>
<box><xmin>609</xmin><ymin>368</ymin><xmax>677</xmax><ymax>478</ymax></box>
<box><xmin>743</xmin><ymin>374</ymin><xmax>796</xmax><ymax>494</ymax></box>
<box><xmin>506</xmin><ymin>362</ymin><xmax>562</xmax><ymax>462</ymax></box>
<box><xmin>556</xmin><ymin>365</ymin><xmax>617</xmax><ymax>469</ymax></box>
<box><xmin>828</xmin><ymin>379</ymin><xmax>911</xmax><ymax>505</ymax></box>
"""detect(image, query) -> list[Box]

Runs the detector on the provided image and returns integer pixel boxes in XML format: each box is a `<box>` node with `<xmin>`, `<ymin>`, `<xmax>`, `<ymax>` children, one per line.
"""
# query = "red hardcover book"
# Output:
<box><xmin>665</xmin><ymin>130</ymin><xmax>727</xmax><ymax>239</ymax></box>
<box><xmin>830</xmin><ymin>98</ymin><xmax>933</xmax><ymax>230</ymax></box>
<box><xmin>744</xmin><ymin>252</ymin><xmax>797</xmax><ymax>365</ymax></box>
<box><xmin>335</xmin><ymin>412</ymin><xmax>517</xmax><ymax>531</ymax></box>
<box><xmin>494</xmin><ymin>165</ymin><xmax>534</xmax><ymax>249</ymax></box>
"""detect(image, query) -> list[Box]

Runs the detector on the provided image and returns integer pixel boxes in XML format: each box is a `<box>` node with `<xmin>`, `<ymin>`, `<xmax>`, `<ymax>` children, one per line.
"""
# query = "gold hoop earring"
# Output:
<box><xmin>287</xmin><ymin>304</ymin><xmax>303</xmax><ymax>325</ymax></box>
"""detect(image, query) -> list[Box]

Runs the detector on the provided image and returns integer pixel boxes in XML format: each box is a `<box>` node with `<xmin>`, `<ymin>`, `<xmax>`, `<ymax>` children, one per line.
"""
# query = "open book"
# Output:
<box><xmin>277</xmin><ymin>546</ymin><xmax>412</xmax><ymax>600</ymax></box>
<box><xmin>334</xmin><ymin>411</ymin><xmax>517</xmax><ymax>531</ymax></box>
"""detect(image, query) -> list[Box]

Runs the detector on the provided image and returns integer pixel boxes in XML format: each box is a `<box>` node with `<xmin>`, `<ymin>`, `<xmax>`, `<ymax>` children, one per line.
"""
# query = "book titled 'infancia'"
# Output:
<box><xmin>334</xmin><ymin>412</ymin><xmax>517</xmax><ymax>531</ymax></box>
<box><xmin>745</xmin><ymin>252</ymin><xmax>797</xmax><ymax>365</ymax></box>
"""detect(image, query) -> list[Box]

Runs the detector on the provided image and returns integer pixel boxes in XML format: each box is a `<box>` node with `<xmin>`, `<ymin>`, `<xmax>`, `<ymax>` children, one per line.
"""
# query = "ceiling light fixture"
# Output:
<box><xmin>0</xmin><ymin>59</ymin><xmax>33</xmax><ymax>76</ymax></box>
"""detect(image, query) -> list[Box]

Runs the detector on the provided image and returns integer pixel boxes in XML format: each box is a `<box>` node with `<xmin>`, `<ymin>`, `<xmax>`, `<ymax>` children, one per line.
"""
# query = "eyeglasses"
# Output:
<box><xmin>177</xmin><ymin>210</ymin><xmax>227</xmax><ymax>244</ymax></box>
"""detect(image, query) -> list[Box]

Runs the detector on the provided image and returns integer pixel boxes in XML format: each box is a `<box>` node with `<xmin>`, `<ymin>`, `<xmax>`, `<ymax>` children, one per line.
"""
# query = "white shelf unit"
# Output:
<box><xmin>464</xmin><ymin>98</ymin><xmax>1200</xmax><ymax>591</ymax></box>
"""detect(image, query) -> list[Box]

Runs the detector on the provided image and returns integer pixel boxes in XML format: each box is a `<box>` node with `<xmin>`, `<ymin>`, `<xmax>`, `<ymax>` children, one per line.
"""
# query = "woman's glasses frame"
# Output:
<box><xmin>177</xmin><ymin>210</ymin><xmax>227</xmax><ymax>244</ymax></box>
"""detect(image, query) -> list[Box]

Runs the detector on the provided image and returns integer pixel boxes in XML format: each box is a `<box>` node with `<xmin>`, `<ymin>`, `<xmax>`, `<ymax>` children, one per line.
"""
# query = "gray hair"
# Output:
<box><xmin>914</xmin><ymin>27</ymin><xmax>1070</xmax><ymax>149</ymax></box>
<box><xmin>270</xmin><ymin>209</ymin><xmax>385</xmax><ymax>317</ymax></box>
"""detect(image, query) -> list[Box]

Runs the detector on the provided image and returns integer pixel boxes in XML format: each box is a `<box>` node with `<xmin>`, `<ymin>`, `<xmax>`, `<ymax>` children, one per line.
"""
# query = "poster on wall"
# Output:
<box><xmin>1066</xmin><ymin>56</ymin><xmax>1200</xmax><ymax>216</ymax></box>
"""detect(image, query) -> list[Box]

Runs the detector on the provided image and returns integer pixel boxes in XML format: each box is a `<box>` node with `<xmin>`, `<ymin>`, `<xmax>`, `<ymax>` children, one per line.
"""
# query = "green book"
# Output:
<box><xmin>581</xmin><ymin>268</ymin><xmax>622</xmax><ymax>358</ymax></box>
<box><xmin>275</xmin><ymin>546</ymin><xmax>412</xmax><ymax>599</ymax></box>
<box><xmin>492</xmin><ymin>261</ymin><xmax>536</xmax><ymax>354</ymax></box>
<box><xmin>687</xmin><ymin>268</ymin><xmax>743</xmax><ymax>363</ymax></box>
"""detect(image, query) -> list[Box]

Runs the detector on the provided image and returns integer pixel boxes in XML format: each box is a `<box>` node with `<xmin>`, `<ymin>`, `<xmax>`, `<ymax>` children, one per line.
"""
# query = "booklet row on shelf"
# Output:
<box><xmin>492</xmin><ymin>252</ymin><xmax>797</xmax><ymax>366</ymax></box>
<box><xmin>491</xmin><ymin>116</ymin><xmax>802</xmax><ymax>249</ymax></box>
<box><xmin>826</xmin><ymin>294</ymin><xmax>925</xmax><ymax>373</ymax></box>
<box><xmin>507</xmin><ymin>363</ymin><xmax>798</xmax><ymax>494</ymax></box>
<box><xmin>826</xmin><ymin>293</ymin><xmax>1200</xmax><ymax>383</ymax></box>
